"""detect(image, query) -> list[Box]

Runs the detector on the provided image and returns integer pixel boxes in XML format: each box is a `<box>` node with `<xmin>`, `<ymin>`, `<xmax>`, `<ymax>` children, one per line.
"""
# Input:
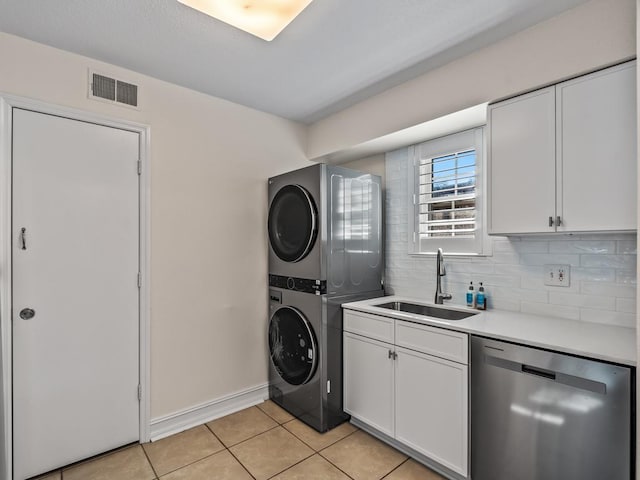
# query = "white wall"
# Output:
<box><xmin>309</xmin><ymin>0</ymin><xmax>635</xmax><ymax>159</ymax></box>
<box><xmin>385</xmin><ymin>148</ymin><xmax>637</xmax><ymax>328</ymax></box>
<box><xmin>340</xmin><ymin>153</ymin><xmax>386</xmax><ymax>186</ymax></box>
<box><xmin>0</xmin><ymin>32</ymin><xmax>310</xmax><ymax>419</ymax></box>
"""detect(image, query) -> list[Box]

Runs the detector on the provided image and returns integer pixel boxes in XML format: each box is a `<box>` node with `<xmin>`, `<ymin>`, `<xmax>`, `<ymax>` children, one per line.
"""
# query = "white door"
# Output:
<box><xmin>343</xmin><ymin>332</ymin><xmax>394</xmax><ymax>437</ymax></box>
<box><xmin>12</xmin><ymin>109</ymin><xmax>140</xmax><ymax>480</ymax></box>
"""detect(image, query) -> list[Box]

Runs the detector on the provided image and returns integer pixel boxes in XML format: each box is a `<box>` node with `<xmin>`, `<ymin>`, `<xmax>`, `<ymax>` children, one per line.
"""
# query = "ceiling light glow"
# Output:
<box><xmin>178</xmin><ymin>0</ymin><xmax>313</xmax><ymax>41</ymax></box>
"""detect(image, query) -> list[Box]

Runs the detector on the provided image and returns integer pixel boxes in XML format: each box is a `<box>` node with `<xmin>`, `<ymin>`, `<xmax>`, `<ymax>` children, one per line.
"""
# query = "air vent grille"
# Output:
<box><xmin>92</xmin><ymin>74</ymin><xmax>116</xmax><ymax>101</ymax></box>
<box><xmin>116</xmin><ymin>80</ymin><xmax>138</xmax><ymax>107</ymax></box>
<box><xmin>89</xmin><ymin>71</ymin><xmax>139</xmax><ymax>108</ymax></box>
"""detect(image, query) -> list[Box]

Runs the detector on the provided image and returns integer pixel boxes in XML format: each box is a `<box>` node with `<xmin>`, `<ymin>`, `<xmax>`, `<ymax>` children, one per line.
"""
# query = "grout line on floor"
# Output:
<box><xmin>315</xmin><ymin>451</ymin><xmax>358</xmax><ymax>480</ymax></box>
<box><xmin>203</xmin><ymin>421</ymin><xmax>220</xmax><ymax>440</ymax></box>
<box><xmin>316</xmin><ymin>426</ymin><xmax>360</xmax><ymax>453</ymax></box>
<box><xmin>264</xmin><ymin>450</ymin><xmax>316</xmax><ymax>480</ymax></box>
<box><xmin>205</xmin><ymin>423</ymin><xmax>286</xmax><ymax>449</ymax></box>
<box><xmin>282</xmin><ymin>421</ymin><xmax>360</xmax><ymax>455</ymax></box>
<box><xmin>152</xmin><ymin>449</ymin><xmax>228</xmax><ymax>479</ymax></box>
<box><xmin>255</xmin><ymin>403</ymin><xmax>293</xmax><ymax>426</ymax></box>
<box><xmin>142</xmin><ymin>426</ymin><xmax>227</xmax><ymax>479</ymax></box>
<box><xmin>225</xmin><ymin>446</ymin><xmax>258</xmax><ymax>480</ymax></box>
<box><xmin>140</xmin><ymin>443</ymin><xmax>160</xmax><ymax>479</ymax></box>
<box><xmin>316</xmin><ymin>428</ymin><xmax>383</xmax><ymax>480</ymax></box>
<box><xmin>278</xmin><ymin>422</ymin><xmax>320</xmax><ymax>453</ymax></box>
<box><xmin>380</xmin><ymin>457</ymin><xmax>410</xmax><ymax>479</ymax></box>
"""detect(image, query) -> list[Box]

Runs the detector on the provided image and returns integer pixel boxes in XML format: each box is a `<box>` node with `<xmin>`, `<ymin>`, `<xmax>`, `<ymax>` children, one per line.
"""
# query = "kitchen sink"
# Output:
<box><xmin>373</xmin><ymin>301</ymin><xmax>478</xmax><ymax>321</ymax></box>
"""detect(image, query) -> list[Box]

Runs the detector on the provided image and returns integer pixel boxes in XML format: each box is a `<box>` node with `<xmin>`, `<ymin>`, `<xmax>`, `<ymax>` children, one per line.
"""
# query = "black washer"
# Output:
<box><xmin>268</xmin><ymin>306</ymin><xmax>318</xmax><ymax>386</ymax></box>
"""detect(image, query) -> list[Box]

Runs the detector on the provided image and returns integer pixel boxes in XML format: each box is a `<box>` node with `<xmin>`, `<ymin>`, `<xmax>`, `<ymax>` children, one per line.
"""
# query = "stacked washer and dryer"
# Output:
<box><xmin>267</xmin><ymin>164</ymin><xmax>383</xmax><ymax>432</ymax></box>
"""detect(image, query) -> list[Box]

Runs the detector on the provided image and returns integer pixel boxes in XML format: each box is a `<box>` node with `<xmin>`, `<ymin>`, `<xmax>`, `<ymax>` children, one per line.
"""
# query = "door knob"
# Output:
<box><xmin>19</xmin><ymin>308</ymin><xmax>35</xmax><ymax>320</ymax></box>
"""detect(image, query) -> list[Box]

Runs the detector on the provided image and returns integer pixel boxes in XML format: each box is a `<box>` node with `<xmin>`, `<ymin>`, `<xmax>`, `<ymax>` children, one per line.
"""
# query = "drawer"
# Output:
<box><xmin>395</xmin><ymin>320</ymin><xmax>468</xmax><ymax>364</ymax></box>
<box><xmin>343</xmin><ymin>310</ymin><xmax>394</xmax><ymax>344</ymax></box>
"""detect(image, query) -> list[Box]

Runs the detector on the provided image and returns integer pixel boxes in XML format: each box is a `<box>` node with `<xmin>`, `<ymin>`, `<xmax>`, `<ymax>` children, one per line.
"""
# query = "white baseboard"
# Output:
<box><xmin>149</xmin><ymin>383</ymin><xmax>269</xmax><ymax>442</ymax></box>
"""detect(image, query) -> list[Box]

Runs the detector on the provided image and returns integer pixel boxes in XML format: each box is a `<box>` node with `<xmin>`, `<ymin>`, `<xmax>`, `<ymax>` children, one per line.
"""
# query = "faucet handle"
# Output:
<box><xmin>435</xmin><ymin>292</ymin><xmax>452</xmax><ymax>304</ymax></box>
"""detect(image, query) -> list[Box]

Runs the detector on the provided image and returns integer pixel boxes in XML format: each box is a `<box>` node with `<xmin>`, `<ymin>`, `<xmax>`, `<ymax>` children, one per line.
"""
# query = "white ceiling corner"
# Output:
<box><xmin>0</xmin><ymin>0</ymin><xmax>589</xmax><ymax>123</ymax></box>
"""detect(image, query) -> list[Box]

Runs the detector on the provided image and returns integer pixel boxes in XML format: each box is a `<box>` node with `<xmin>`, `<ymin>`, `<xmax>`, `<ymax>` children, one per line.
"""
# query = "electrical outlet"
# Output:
<box><xmin>544</xmin><ymin>264</ymin><xmax>571</xmax><ymax>287</ymax></box>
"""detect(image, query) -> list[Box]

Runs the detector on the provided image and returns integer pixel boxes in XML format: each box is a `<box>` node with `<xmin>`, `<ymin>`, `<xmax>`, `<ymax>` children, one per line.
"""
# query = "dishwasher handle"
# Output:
<box><xmin>484</xmin><ymin>353</ymin><xmax>606</xmax><ymax>394</ymax></box>
<box><xmin>522</xmin><ymin>364</ymin><xmax>556</xmax><ymax>381</ymax></box>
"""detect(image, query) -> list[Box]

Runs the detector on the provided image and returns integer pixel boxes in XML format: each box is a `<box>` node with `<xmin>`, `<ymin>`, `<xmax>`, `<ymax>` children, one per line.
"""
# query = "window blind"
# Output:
<box><xmin>417</xmin><ymin>149</ymin><xmax>476</xmax><ymax>238</ymax></box>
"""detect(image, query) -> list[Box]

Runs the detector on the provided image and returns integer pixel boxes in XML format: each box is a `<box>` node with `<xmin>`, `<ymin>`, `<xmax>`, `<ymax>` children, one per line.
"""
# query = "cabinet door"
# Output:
<box><xmin>395</xmin><ymin>347</ymin><xmax>468</xmax><ymax>477</ymax></box>
<box><xmin>343</xmin><ymin>332</ymin><xmax>394</xmax><ymax>436</ymax></box>
<box><xmin>488</xmin><ymin>87</ymin><xmax>556</xmax><ymax>234</ymax></box>
<box><xmin>557</xmin><ymin>62</ymin><xmax>637</xmax><ymax>232</ymax></box>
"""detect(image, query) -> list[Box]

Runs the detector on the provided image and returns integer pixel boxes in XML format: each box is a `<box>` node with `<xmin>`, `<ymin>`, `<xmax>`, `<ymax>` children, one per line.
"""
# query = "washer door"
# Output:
<box><xmin>269</xmin><ymin>306</ymin><xmax>318</xmax><ymax>386</ymax></box>
<box><xmin>268</xmin><ymin>185</ymin><xmax>317</xmax><ymax>263</ymax></box>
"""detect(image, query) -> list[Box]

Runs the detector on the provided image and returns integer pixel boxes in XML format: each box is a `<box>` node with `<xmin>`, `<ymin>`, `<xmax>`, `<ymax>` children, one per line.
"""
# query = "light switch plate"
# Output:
<box><xmin>544</xmin><ymin>264</ymin><xmax>571</xmax><ymax>287</ymax></box>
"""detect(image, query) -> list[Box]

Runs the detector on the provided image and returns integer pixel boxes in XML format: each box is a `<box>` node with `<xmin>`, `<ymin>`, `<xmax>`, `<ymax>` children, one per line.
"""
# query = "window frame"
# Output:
<box><xmin>408</xmin><ymin>127</ymin><xmax>490</xmax><ymax>256</ymax></box>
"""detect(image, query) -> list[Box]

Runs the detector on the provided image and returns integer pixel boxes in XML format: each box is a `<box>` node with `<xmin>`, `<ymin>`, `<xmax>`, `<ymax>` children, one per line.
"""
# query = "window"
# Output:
<box><xmin>409</xmin><ymin>127</ymin><xmax>488</xmax><ymax>255</ymax></box>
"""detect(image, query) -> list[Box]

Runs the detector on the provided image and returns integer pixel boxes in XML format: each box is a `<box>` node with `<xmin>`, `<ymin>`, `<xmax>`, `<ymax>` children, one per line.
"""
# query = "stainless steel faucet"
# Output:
<box><xmin>435</xmin><ymin>248</ymin><xmax>452</xmax><ymax>304</ymax></box>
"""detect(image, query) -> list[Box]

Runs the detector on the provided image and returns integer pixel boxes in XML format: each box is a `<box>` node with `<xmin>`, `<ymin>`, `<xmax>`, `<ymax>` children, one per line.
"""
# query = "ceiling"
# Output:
<box><xmin>0</xmin><ymin>0</ymin><xmax>589</xmax><ymax>124</ymax></box>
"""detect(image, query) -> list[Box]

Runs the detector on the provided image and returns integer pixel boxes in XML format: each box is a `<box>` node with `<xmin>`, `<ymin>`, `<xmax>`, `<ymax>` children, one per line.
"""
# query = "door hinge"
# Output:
<box><xmin>137</xmin><ymin>160</ymin><xmax>142</xmax><ymax>175</ymax></box>
<box><xmin>137</xmin><ymin>272</ymin><xmax>142</xmax><ymax>288</ymax></box>
<box><xmin>327</xmin><ymin>380</ymin><xmax>331</xmax><ymax>394</ymax></box>
<box><xmin>137</xmin><ymin>384</ymin><xmax>142</xmax><ymax>401</ymax></box>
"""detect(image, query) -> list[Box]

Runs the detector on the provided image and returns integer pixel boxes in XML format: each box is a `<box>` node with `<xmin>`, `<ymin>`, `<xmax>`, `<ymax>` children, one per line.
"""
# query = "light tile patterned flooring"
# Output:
<box><xmin>34</xmin><ymin>401</ymin><xmax>445</xmax><ymax>480</ymax></box>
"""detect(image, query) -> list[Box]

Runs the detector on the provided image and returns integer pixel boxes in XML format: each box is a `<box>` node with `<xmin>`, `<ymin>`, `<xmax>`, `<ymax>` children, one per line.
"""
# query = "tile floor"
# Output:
<box><xmin>34</xmin><ymin>401</ymin><xmax>446</xmax><ymax>480</ymax></box>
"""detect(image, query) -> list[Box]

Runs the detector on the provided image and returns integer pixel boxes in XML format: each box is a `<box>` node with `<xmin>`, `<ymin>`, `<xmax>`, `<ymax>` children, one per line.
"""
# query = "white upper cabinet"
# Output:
<box><xmin>489</xmin><ymin>87</ymin><xmax>557</xmax><ymax>234</ymax></box>
<box><xmin>557</xmin><ymin>63</ymin><xmax>637</xmax><ymax>232</ymax></box>
<box><xmin>488</xmin><ymin>61</ymin><xmax>637</xmax><ymax>235</ymax></box>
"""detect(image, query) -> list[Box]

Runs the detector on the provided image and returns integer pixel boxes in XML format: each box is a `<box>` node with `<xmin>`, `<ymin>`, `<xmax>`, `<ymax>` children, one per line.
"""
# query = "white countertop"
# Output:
<box><xmin>342</xmin><ymin>296</ymin><xmax>637</xmax><ymax>366</ymax></box>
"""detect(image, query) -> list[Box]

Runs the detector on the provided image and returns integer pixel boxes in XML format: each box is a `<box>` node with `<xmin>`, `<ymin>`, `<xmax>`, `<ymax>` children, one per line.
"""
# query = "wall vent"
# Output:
<box><xmin>89</xmin><ymin>70</ymin><xmax>139</xmax><ymax>108</ymax></box>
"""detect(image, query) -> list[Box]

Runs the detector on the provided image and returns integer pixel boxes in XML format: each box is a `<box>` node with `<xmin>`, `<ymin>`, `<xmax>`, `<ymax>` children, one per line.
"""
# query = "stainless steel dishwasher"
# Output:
<box><xmin>471</xmin><ymin>336</ymin><xmax>632</xmax><ymax>480</ymax></box>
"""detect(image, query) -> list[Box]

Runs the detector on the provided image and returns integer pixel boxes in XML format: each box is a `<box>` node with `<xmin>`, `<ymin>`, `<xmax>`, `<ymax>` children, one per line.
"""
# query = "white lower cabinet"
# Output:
<box><xmin>343</xmin><ymin>310</ymin><xmax>469</xmax><ymax>479</ymax></box>
<box><xmin>395</xmin><ymin>346</ymin><xmax>468</xmax><ymax>476</ymax></box>
<box><xmin>343</xmin><ymin>332</ymin><xmax>395</xmax><ymax>437</ymax></box>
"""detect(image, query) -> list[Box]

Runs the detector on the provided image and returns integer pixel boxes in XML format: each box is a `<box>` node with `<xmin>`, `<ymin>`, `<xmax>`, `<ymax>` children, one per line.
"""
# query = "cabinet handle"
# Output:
<box><xmin>548</xmin><ymin>216</ymin><xmax>554</xmax><ymax>227</ymax></box>
<box><xmin>388</xmin><ymin>349</ymin><xmax>393</xmax><ymax>359</ymax></box>
<box><xmin>556</xmin><ymin>216</ymin><xmax>562</xmax><ymax>226</ymax></box>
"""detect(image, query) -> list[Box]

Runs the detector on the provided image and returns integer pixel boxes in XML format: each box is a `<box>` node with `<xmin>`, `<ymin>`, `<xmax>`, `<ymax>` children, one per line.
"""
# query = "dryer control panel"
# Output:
<box><xmin>269</xmin><ymin>274</ymin><xmax>327</xmax><ymax>295</ymax></box>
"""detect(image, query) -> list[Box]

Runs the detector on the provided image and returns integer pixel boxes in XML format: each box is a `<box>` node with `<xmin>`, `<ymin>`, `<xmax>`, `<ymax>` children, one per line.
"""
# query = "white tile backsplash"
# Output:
<box><xmin>616</xmin><ymin>297</ymin><xmax>636</xmax><ymax>314</ymax></box>
<box><xmin>385</xmin><ymin>148</ymin><xmax>637</xmax><ymax>328</ymax></box>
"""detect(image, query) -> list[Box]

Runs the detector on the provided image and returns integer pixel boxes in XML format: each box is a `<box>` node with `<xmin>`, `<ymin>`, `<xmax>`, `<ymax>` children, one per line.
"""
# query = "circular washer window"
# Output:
<box><xmin>268</xmin><ymin>185</ymin><xmax>317</xmax><ymax>263</ymax></box>
<box><xmin>269</xmin><ymin>306</ymin><xmax>318</xmax><ymax>386</ymax></box>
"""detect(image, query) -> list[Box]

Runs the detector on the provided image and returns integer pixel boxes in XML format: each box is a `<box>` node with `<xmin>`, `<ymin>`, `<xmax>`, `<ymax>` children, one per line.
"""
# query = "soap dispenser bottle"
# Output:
<box><xmin>476</xmin><ymin>282</ymin><xmax>486</xmax><ymax>310</ymax></box>
<box><xmin>466</xmin><ymin>282</ymin><xmax>475</xmax><ymax>308</ymax></box>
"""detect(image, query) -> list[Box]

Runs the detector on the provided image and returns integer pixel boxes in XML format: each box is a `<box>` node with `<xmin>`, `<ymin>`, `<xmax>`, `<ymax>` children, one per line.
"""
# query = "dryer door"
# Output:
<box><xmin>269</xmin><ymin>306</ymin><xmax>318</xmax><ymax>385</ymax></box>
<box><xmin>268</xmin><ymin>185</ymin><xmax>317</xmax><ymax>263</ymax></box>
